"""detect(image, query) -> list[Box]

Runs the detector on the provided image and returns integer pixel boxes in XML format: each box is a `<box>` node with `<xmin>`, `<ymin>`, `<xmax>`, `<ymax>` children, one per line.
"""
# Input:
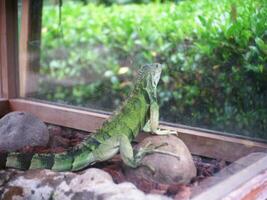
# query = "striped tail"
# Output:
<box><xmin>2</xmin><ymin>136</ymin><xmax>100</xmax><ymax>171</ymax></box>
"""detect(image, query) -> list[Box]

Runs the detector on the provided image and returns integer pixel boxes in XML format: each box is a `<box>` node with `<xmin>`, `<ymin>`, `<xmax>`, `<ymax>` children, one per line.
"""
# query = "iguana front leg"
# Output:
<box><xmin>143</xmin><ymin>101</ymin><xmax>177</xmax><ymax>135</ymax></box>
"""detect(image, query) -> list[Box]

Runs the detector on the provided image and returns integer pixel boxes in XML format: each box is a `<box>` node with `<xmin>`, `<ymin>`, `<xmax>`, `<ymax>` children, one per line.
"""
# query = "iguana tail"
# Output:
<box><xmin>1</xmin><ymin>137</ymin><xmax>100</xmax><ymax>171</ymax></box>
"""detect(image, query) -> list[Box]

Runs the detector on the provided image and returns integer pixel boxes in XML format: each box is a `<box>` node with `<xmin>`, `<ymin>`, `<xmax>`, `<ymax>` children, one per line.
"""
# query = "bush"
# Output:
<box><xmin>37</xmin><ymin>0</ymin><xmax>267</xmax><ymax>139</ymax></box>
<box><xmin>77</xmin><ymin>0</ymin><xmax>180</xmax><ymax>6</ymax></box>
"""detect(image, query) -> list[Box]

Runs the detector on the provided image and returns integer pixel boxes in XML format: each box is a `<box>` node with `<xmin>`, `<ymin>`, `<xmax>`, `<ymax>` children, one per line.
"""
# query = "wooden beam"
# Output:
<box><xmin>159</xmin><ymin>123</ymin><xmax>267</xmax><ymax>162</ymax></box>
<box><xmin>0</xmin><ymin>55</ymin><xmax>2</xmax><ymax>98</ymax></box>
<box><xmin>9</xmin><ymin>99</ymin><xmax>107</xmax><ymax>134</ymax></box>
<box><xmin>227</xmin><ymin>171</ymin><xmax>267</xmax><ymax>200</ymax></box>
<box><xmin>19</xmin><ymin>0</ymin><xmax>43</xmax><ymax>97</ymax></box>
<box><xmin>0</xmin><ymin>0</ymin><xmax>19</xmax><ymax>98</ymax></box>
<box><xmin>9</xmin><ymin>99</ymin><xmax>267</xmax><ymax>162</ymax></box>
<box><xmin>192</xmin><ymin>152</ymin><xmax>267</xmax><ymax>200</ymax></box>
<box><xmin>0</xmin><ymin>99</ymin><xmax>10</xmax><ymax>117</ymax></box>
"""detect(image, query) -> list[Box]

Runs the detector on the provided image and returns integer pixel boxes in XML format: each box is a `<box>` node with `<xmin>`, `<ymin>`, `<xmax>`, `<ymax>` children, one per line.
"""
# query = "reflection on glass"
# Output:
<box><xmin>19</xmin><ymin>0</ymin><xmax>267</xmax><ymax>139</ymax></box>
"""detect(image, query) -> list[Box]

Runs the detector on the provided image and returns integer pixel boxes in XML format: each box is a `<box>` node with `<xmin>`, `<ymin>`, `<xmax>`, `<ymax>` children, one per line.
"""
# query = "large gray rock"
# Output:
<box><xmin>0</xmin><ymin>111</ymin><xmax>49</xmax><ymax>151</ymax></box>
<box><xmin>125</xmin><ymin>135</ymin><xmax>196</xmax><ymax>185</ymax></box>
<box><xmin>0</xmin><ymin>168</ymin><xmax>171</xmax><ymax>200</ymax></box>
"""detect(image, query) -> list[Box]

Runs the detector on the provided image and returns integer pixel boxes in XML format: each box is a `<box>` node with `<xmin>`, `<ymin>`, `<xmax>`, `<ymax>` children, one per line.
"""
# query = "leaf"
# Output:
<box><xmin>255</xmin><ymin>37</ymin><xmax>267</xmax><ymax>55</ymax></box>
<box><xmin>198</xmin><ymin>15</ymin><xmax>207</xmax><ymax>26</ymax></box>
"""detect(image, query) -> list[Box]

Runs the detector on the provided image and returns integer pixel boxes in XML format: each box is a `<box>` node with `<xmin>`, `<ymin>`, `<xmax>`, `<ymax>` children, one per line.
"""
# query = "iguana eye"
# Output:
<box><xmin>155</xmin><ymin>63</ymin><xmax>161</xmax><ymax>69</ymax></box>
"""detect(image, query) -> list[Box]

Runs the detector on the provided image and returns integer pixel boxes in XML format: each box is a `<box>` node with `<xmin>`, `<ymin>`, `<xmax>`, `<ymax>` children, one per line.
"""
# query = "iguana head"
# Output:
<box><xmin>138</xmin><ymin>63</ymin><xmax>162</xmax><ymax>87</ymax></box>
<box><xmin>137</xmin><ymin>63</ymin><xmax>162</xmax><ymax>100</ymax></box>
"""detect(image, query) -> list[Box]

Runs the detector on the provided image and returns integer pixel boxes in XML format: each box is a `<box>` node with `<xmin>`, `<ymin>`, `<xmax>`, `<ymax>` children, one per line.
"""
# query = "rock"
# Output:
<box><xmin>0</xmin><ymin>168</ymin><xmax>171</xmax><ymax>200</ymax></box>
<box><xmin>0</xmin><ymin>111</ymin><xmax>49</xmax><ymax>151</ymax></box>
<box><xmin>124</xmin><ymin>135</ymin><xmax>196</xmax><ymax>185</ymax></box>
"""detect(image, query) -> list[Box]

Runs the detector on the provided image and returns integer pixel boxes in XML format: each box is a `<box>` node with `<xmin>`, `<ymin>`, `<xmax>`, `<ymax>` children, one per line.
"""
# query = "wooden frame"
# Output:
<box><xmin>0</xmin><ymin>64</ymin><xmax>2</xmax><ymax>98</ymax></box>
<box><xmin>19</xmin><ymin>0</ymin><xmax>43</xmax><ymax>97</ymax></box>
<box><xmin>191</xmin><ymin>152</ymin><xmax>267</xmax><ymax>199</ymax></box>
<box><xmin>1</xmin><ymin>0</ymin><xmax>267</xmax><ymax>199</ymax></box>
<box><xmin>0</xmin><ymin>0</ymin><xmax>19</xmax><ymax>98</ymax></box>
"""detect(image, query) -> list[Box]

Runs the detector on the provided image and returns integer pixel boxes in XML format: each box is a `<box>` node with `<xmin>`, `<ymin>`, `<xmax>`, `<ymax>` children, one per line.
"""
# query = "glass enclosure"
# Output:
<box><xmin>18</xmin><ymin>0</ymin><xmax>267</xmax><ymax>139</ymax></box>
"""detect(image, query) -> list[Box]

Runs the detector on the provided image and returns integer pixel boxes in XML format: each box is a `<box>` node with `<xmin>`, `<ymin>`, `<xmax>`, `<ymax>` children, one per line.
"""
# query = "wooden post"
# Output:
<box><xmin>19</xmin><ymin>0</ymin><xmax>43</xmax><ymax>97</ymax></box>
<box><xmin>0</xmin><ymin>0</ymin><xmax>19</xmax><ymax>98</ymax></box>
<box><xmin>0</xmin><ymin>52</ymin><xmax>2</xmax><ymax>98</ymax></box>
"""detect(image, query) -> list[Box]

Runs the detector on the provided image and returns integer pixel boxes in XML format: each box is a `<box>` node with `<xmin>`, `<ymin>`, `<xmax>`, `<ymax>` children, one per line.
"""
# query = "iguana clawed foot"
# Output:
<box><xmin>133</xmin><ymin>141</ymin><xmax>180</xmax><ymax>165</ymax></box>
<box><xmin>143</xmin><ymin>120</ymin><xmax>178</xmax><ymax>136</ymax></box>
<box><xmin>153</xmin><ymin>129</ymin><xmax>178</xmax><ymax>135</ymax></box>
<box><xmin>139</xmin><ymin>141</ymin><xmax>180</xmax><ymax>160</ymax></box>
<box><xmin>127</xmin><ymin>141</ymin><xmax>180</xmax><ymax>174</ymax></box>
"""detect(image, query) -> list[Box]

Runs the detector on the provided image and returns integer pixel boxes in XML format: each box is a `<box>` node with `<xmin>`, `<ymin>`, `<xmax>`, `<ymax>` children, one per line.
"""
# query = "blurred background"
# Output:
<box><xmin>19</xmin><ymin>0</ymin><xmax>267</xmax><ymax>139</ymax></box>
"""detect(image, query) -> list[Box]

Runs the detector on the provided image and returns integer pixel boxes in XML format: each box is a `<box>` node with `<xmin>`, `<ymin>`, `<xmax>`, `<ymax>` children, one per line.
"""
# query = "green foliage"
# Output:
<box><xmin>78</xmin><ymin>0</ymin><xmax>180</xmax><ymax>6</ymax></box>
<box><xmin>37</xmin><ymin>0</ymin><xmax>267</xmax><ymax>139</ymax></box>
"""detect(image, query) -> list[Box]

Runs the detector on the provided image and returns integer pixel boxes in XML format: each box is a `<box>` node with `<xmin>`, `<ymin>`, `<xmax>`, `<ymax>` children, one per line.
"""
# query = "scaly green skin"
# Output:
<box><xmin>1</xmin><ymin>63</ymin><xmax>163</xmax><ymax>171</ymax></box>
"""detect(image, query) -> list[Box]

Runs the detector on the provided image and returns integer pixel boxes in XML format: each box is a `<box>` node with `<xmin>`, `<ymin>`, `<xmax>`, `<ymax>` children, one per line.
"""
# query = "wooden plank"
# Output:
<box><xmin>9</xmin><ymin>99</ymin><xmax>107</xmax><ymax>134</ymax></box>
<box><xmin>19</xmin><ymin>0</ymin><xmax>43</xmax><ymax>97</ymax></box>
<box><xmin>0</xmin><ymin>50</ymin><xmax>2</xmax><ymax>98</ymax></box>
<box><xmin>9</xmin><ymin>99</ymin><xmax>267</xmax><ymax>162</ymax></box>
<box><xmin>226</xmin><ymin>171</ymin><xmax>267</xmax><ymax>200</ymax></box>
<box><xmin>191</xmin><ymin>152</ymin><xmax>267</xmax><ymax>200</ymax></box>
<box><xmin>0</xmin><ymin>0</ymin><xmax>19</xmax><ymax>98</ymax></box>
<box><xmin>0</xmin><ymin>99</ymin><xmax>10</xmax><ymax>117</ymax></box>
<box><xmin>159</xmin><ymin>124</ymin><xmax>267</xmax><ymax>162</ymax></box>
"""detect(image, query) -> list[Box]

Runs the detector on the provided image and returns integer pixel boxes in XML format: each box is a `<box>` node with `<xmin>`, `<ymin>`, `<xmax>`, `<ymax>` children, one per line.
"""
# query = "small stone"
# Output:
<box><xmin>0</xmin><ymin>112</ymin><xmax>49</xmax><ymax>151</ymax></box>
<box><xmin>173</xmin><ymin>185</ymin><xmax>191</xmax><ymax>200</ymax></box>
<box><xmin>61</xmin><ymin>128</ymin><xmax>74</xmax><ymax>139</ymax></box>
<box><xmin>124</xmin><ymin>135</ymin><xmax>197</xmax><ymax>185</ymax></box>
<box><xmin>48</xmin><ymin>135</ymin><xmax>70</xmax><ymax>148</ymax></box>
<box><xmin>48</xmin><ymin>125</ymin><xmax>62</xmax><ymax>136</ymax></box>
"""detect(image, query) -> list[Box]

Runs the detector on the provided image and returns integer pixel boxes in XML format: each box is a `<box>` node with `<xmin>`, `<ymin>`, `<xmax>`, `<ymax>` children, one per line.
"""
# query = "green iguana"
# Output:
<box><xmin>1</xmin><ymin>63</ymin><xmax>177</xmax><ymax>171</ymax></box>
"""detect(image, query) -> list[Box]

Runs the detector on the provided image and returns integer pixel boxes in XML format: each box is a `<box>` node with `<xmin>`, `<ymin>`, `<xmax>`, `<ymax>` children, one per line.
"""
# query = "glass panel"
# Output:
<box><xmin>19</xmin><ymin>0</ymin><xmax>267</xmax><ymax>140</ymax></box>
